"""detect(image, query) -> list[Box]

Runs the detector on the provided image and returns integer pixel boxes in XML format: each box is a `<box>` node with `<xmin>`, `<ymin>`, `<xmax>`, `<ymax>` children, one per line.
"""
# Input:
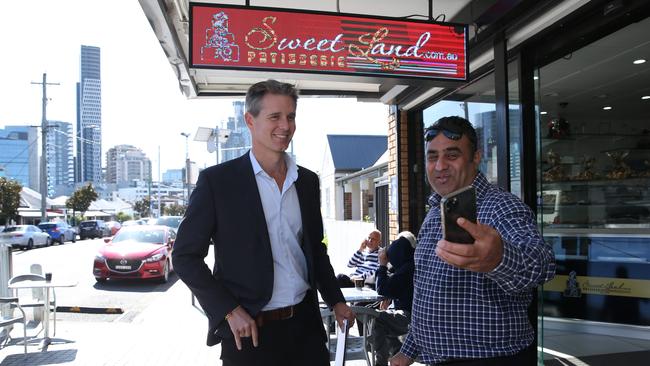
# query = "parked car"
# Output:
<box><xmin>149</xmin><ymin>216</ymin><xmax>183</xmax><ymax>231</ymax></box>
<box><xmin>37</xmin><ymin>222</ymin><xmax>76</xmax><ymax>244</ymax></box>
<box><xmin>78</xmin><ymin>220</ymin><xmax>111</xmax><ymax>240</ymax></box>
<box><xmin>121</xmin><ymin>219</ymin><xmax>143</xmax><ymax>227</ymax></box>
<box><xmin>92</xmin><ymin>225</ymin><xmax>176</xmax><ymax>283</ymax></box>
<box><xmin>105</xmin><ymin>221</ymin><xmax>122</xmax><ymax>236</ymax></box>
<box><xmin>0</xmin><ymin>225</ymin><xmax>52</xmax><ymax>250</ymax></box>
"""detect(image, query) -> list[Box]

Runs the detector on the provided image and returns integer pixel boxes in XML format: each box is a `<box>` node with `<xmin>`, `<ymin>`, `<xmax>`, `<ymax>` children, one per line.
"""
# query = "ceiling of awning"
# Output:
<box><xmin>138</xmin><ymin>0</ymin><xmax>523</xmax><ymax>106</ymax></box>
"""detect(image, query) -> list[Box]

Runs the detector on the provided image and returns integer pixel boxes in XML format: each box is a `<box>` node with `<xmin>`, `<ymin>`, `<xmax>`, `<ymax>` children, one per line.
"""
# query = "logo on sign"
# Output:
<box><xmin>201</xmin><ymin>11</ymin><xmax>241</xmax><ymax>62</ymax></box>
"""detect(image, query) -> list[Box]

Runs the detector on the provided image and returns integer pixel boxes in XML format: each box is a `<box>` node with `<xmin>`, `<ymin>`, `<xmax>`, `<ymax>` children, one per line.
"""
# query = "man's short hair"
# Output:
<box><xmin>245</xmin><ymin>79</ymin><xmax>299</xmax><ymax>117</ymax></box>
<box><xmin>425</xmin><ymin>116</ymin><xmax>478</xmax><ymax>154</ymax></box>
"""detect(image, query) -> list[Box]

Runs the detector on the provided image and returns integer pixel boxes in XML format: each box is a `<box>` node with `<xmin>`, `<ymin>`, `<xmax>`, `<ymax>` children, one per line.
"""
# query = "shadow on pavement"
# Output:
<box><xmin>92</xmin><ymin>273</ymin><xmax>179</xmax><ymax>292</ymax></box>
<box><xmin>0</xmin><ymin>349</ymin><xmax>77</xmax><ymax>366</ymax></box>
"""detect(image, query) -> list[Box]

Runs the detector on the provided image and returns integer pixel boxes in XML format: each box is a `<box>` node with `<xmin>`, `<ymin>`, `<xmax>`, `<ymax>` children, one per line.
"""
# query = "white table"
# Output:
<box><xmin>8</xmin><ymin>279</ymin><xmax>77</xmax><ymax>350</ymax></box>
<box><xmin>340</xmin><ymin>287</ymin><xmax>382</xmax><ymax>303</ymax></box>
<box><xmin>320</xmin><ymin>287</ymin><xmax>383</xmax><ymax>305</ymax></box>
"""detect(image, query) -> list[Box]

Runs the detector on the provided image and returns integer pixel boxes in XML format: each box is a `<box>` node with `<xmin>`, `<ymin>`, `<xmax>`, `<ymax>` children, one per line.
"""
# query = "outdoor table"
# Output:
<box><xmin>320</xmin><ymin>287</ymin><xmax>383</xmax><ymax>305</ymax></box>
<box><xmin>340</xmin><ymin>287</ymin><xmax>382</xmax><ymax>303</ymax></box>
<box><xmin>8</xmin><ymin>278</ymin><xmax>77</xmax><ymax>350</ymax></box>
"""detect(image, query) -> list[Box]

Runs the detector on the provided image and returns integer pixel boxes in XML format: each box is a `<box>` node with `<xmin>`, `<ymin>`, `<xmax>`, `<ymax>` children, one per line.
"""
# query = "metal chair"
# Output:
<box><xmin>8</xmin><ymin>274</ymin><xmax>57</xmax><ymax>336</ymax></box>
<box><xmin>0</xmin><ymin>297</ymin><xmax>28</xmax><ymax>354</ymax></box>
<box><xmin>321</xmin><ymin>305</ymin><xmax>380</xmax><ymax>366</ymax></box>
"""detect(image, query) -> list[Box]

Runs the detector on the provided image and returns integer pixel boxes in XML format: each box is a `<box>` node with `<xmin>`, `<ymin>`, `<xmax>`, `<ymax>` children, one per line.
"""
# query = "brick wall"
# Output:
<box><xmin>387</xmin><ymin>106</ymin><xmax>414</xmax><ymax>242</ymax></box>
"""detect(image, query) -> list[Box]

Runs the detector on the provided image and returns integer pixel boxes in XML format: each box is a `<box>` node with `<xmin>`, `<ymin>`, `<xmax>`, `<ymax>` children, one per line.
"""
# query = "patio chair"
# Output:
<box><xmin>0</xmin><ymin>297</ymin><xmax>28</xmax><ymax>354</ymax></box>
<box><xmin>8</xmin><ymin>273</ymin><xmax>57</xmax><ymax>336</ymax></box>
<box><xmin>321</xmin><ymin>305</ymin><xmax>380</xmax><ymax>366</ymax></box>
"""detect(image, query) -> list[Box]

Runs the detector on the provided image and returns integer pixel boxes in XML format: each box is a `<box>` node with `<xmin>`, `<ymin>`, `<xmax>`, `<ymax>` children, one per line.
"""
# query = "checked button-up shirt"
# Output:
<box><xmin>401</xmin><ymin>172</ymin><xmax>555</xmax><ymax>364</ymax></box>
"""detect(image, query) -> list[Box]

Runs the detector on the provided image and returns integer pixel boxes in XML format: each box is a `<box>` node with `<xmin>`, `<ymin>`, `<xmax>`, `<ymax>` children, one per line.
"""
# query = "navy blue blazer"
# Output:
<box><xmin>173</xmin><ymin>151</ymin><xmax>344</xmax><ymax>346</ymax></box>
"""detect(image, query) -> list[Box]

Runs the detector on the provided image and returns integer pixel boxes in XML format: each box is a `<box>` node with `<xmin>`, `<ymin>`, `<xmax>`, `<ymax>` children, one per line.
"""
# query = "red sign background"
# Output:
<box><xmin>190</xmin><ymin>4</ymin><xmax>467</xmax><ymax>80</ymax></box>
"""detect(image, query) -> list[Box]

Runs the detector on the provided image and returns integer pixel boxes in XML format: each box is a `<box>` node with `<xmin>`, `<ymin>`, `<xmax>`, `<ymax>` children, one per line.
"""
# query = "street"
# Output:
<box><xmin>9</xmin><ymin>238</ymin><xmax>178</xmax><ymax>323</ymax></box>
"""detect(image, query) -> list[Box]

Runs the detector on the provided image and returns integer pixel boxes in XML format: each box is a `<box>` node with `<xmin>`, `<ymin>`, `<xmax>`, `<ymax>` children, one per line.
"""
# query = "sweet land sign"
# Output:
<box><xmin>190</xmin><ymin>4</ymin><xmax>468</xmax><ymax>80</ymax></box>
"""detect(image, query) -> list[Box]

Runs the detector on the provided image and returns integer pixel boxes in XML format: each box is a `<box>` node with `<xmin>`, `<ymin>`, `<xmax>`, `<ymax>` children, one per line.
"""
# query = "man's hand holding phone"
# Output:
<box><xmin>436</xmin><ymin>218</ymin><xmax>504</xmax><ymax>273</ymax></box>
<box><xmin>437</xmin><ymin>186</ymin><xmax>503</xmax><ymax>272</ymax></box>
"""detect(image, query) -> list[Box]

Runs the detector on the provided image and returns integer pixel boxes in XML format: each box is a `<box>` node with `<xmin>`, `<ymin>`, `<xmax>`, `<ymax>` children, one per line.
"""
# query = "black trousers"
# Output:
<box><xmin>434</xmin><ymin>341</ymin><xmax>537</xmax><ymax>366</ymax></box>
<box><xmin>220</xmin><ymin>294</ymin><xmax>329</xmax><ymax>366</ymax></box>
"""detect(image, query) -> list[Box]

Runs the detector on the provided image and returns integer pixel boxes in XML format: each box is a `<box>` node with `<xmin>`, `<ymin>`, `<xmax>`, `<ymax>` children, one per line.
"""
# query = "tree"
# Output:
<box><xmin>133</xmin><ymin>197</ymin><xmax>152</xmax><ymax>218</ymax></box>
<box><xmin>116</xmin><ymin>212</ymin><xmax>132</xmax><ymax>223</ymax></box>
<box><xmin>66</xmin><ymin>183</ymin><xmax>98</xmax><ymax>224</ymax></box>
<box><xmin>0</xmin><ymin>177</ymin><xmax>22</xmax><ymax>225</ymax></box>
<box><xmin>165</xmin><ymin>203</ymin><xmax>186</xmax><ymax>216</ymax></box>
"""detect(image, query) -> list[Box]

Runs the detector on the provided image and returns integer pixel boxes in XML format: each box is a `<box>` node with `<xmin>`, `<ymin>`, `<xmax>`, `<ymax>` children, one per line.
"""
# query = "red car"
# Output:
<box><xmin>93</xmin><ymin>225</ymin><xmax>175</xmax><ymax>283</ymax></box>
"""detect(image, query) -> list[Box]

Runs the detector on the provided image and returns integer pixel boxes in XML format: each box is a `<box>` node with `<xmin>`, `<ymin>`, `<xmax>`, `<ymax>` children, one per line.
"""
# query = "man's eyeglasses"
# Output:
<box><xmin>424</xmin><ymin>127</ymin><xmax>462</xmax><ymax>142</ymax></box>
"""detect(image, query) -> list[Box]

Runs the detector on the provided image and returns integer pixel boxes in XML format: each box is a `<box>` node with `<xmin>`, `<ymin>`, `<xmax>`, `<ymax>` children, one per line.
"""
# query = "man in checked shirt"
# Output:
<box><xmin>391</xmin><ymin>116</ymin><xmax>555</xmax><ymax>366</ymax></box>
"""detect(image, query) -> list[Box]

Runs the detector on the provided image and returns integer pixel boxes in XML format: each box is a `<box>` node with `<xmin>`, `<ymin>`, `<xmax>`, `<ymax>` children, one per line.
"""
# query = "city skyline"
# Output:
<box><xmin>0</xmin><ymin>0</ymin><xmax>388</xmax><ymax>181</ymax></box>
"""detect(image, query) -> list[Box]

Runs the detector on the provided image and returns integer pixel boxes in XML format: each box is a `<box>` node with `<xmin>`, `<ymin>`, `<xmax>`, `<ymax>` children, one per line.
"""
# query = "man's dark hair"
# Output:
<box><xmin>425</xmin><ymin>116</ymin><xmax>478</xmax><ymax>154</ymax></box>
<box><xmin>245</xmin><ymin>79</ymin><xmax>298</xmax><ymax>117</ymax></box>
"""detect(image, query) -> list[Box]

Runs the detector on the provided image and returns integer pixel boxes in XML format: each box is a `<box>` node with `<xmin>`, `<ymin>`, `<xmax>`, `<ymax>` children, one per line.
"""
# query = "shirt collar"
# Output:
<box><xmin>249</xmin><ymin>150</ymin><xmax>299</xmax><ymax>184</ymax></box>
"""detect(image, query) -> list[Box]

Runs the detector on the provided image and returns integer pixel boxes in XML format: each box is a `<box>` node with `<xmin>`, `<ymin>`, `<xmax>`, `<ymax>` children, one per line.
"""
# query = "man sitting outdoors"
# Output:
<box><xmin>337</xmin><ymin>229</ymin><xmax>382</xmax><ymax>288</ymax></box>
<box><xmin>371</xmin><ymin>231</ymin><xmax>416</xmax><ymax>366</ymax></box>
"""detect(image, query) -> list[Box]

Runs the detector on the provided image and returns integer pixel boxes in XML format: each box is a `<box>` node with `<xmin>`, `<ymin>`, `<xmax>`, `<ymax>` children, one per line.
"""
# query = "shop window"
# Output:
<box><xmin>537</xmin><ymin>16</ymin><xmax>650</xmax><ymax>326</ymax></box>
<box><xmin>423</xmin><ymin>74</ymin><xmax>499</xmax><ymax>184</ymax></box>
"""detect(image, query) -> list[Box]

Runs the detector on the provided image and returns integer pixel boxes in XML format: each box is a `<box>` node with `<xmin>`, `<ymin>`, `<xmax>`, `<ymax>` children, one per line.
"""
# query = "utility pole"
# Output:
<box><xmin>31</xmin><ymin>73</ymin><xmax>59</xmax><ymax>223</ymax></box>
<box><xmin>180</xmin><ymin>132</ymin><xmax>190</xmax><ymax>205</ymax></box>
<box><xmin>158</xmin><ymin>145</ymin><xmax>162</xmax><ymax>217</ymax></box>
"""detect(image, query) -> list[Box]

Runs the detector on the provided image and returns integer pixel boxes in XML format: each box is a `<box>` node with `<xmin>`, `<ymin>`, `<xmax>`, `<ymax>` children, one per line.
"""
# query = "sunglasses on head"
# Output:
<box><xmin>424</xmin><ymin>126</ymin><xmax>463</xmax><ymax>142</ymax></box>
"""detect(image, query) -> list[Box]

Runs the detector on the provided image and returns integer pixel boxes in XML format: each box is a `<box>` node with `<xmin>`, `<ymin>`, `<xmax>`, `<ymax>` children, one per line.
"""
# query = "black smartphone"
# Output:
<box><xmin>440</xmin><ymin>186</ymin><xmax>477</xmax><ymax>244</ymax></box>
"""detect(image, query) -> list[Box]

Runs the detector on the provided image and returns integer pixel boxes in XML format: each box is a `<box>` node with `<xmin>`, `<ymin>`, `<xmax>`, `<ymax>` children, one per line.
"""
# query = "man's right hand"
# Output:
<box><xmin>359</xmin><ymin>238</ymin><xmax>368</xmax><ymax>251</ymax></box>
<box><xmin>390</xmin><ymin>352</ymin><xmax>413</xmax><ymax>366</ymax></box>
<box><xmin>226</xmin><ymin>306</ymin><xmax>259</xmax><ymax>350</ymax></box>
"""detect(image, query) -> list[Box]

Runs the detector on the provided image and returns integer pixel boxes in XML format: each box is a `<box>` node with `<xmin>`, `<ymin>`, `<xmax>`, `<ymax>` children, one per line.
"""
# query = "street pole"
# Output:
<box><xmin>180</xmin><ymin>132</ymin><xmax>190</xmax><ymax>205</ymax></box>
<box><xmin>158</xmin><ymin>145</ymin><xmax>161</xmax><ymax>217</ymax></box>
<box><xmin>31</xmin><ymin>73</ymin><xmax>59</xmax><ymax>223</ymax></box>
<box><xmin>215</xmin><ymin>127</ymin><xmax>220</xmax><ymax>165</ymax></box>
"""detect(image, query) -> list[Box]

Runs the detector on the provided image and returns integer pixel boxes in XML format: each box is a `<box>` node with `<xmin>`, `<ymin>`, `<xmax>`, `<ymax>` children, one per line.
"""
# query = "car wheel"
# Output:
<box><xmin>46</xmin><ymin>237</ymin><xmax>52</xmax><ymax>247</ymax></box>
<box><xmin>95</xmin><ymin>277</ymin><xmax>107</xmax><ymax>283</ymax></box>
<box><xmin>27</xmin><ymin>239</ymin><xmax>34</xmax><ymax>250</ymax></box>
<box><xmin>59</xmin><ymin>237</ymin><xmax>65</xmax><ymax>245</ymax></box>
<box><xmin>72</xmin><ymin>235</ymin><xmax>76</xmax><ymax>243</ymax></box>
<box><xmin>159</xmin><ymin>261</ymin><xmax>170</xmax><ymax>284</ymax></box>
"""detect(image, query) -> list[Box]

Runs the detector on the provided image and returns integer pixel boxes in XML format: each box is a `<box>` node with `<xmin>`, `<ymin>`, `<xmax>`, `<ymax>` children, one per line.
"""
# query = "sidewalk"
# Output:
<box><xmin>1</xmin><ymin>279</ymin><xmax>410</xmax><ymax>366</ymax></box>
<box><xmin>0</xmin><ymin>279</ymin><xmax>220</xmax><ymax>365</ymax></box>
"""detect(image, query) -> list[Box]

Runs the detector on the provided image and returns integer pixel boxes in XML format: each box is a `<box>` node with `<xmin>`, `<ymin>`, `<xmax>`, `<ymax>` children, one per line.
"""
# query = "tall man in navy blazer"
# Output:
<box><xmin>173</xmin><ymin>79</ymin><xmax>355</xmax><ymax>366</ymax></box>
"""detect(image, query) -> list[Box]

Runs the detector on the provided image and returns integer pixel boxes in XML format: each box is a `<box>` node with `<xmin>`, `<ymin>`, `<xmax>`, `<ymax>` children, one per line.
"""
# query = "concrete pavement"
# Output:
<box><xmin>1</xmin><ymin>276</ymin><xmax>403</xmax><ymax>366</ymax></box>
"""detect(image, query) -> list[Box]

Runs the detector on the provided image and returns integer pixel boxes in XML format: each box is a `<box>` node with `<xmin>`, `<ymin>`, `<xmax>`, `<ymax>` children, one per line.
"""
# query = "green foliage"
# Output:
<box><xmin>164</xmin><ymin>203</ymin><xmax>186</xmax><ymax>216</ymax></box>
<box><xmin>133</xmin><ymin>197</ymin><xmax>152</xmax><ymax>219</ymax></box>
<box><xmin>66</xmin><ymin>184</ymin><xmax>99</xmax><ymax>219</ymax></box>
<box><xmin>116</xmin><ymin>212</ymin><xmax>132</xmax><ymax>223</ymax></box>
<box><xmin>0</xmin><ymin>177</ymin><xmax>22</xmax><ymax>225</ymax></box>
<box><xmin>70</xmin><ymin>214</ymin><xmax>83</xmax><ymax>226</ymax></box>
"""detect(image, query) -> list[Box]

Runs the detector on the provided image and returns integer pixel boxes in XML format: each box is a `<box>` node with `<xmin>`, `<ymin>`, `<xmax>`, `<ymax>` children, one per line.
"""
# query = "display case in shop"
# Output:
<box><xmin>539</xmin><ymin>130</ymin><xmax>650</xmax><ymax>326</ymax></box>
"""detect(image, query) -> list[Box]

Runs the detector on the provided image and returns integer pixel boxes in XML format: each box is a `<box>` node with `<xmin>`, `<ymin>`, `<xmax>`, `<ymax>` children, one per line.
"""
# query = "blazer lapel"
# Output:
<box><xmin>237</xmin><ymin>152</ymin><xmax>272</xmax><ymax>247</ymax></box>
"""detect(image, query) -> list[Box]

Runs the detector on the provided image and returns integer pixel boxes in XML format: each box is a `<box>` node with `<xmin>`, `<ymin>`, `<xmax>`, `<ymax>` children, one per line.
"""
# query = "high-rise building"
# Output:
<box><xmin>0</xmin><ymin>125</ymin><xmax>39</xmax><ymax>188</ymax></box>
<box><xmin>221</xmin><ymin>100</ymin><xmax>251</xmax><ymax>163</ymax></box>
<box><xmin>162</xmin><ymin>169</ymin><xmax>183</xmax><ymax>185</ymax></box>
<box><xmin>46</xmin><ymin>121</ymin><xmax>74</xmax><ymax>197</ymax></box>
<box><xmin>106</xmin><ymin>145</ymin><xmax>152</xmax><ymax>186</ymax></box>
<box><xmin>76</xmin><ymin>45</ymin><xmax>102</xmax><ymax>185</ymax></box>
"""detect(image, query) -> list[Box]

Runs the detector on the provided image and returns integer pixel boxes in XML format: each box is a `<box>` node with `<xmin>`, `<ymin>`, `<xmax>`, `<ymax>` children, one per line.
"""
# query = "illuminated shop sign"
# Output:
<box><xmin>190</xmin><ymin>3</ymin><xmax>468</xmax><ymax>80</ymax></box>
<box><xmin>544</xmin><ymin>273</ymin><xmax>650</xmax><ymax>299</ymax></box>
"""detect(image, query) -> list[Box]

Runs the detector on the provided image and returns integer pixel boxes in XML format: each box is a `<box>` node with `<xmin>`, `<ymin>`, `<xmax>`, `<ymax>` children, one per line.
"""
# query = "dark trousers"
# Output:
<box><xmin>220</xmin><ymin>294</ymin><xmax>329</xmax><ymax>366</ymax></box>
<box><xmin>434</xmin><ymin>341</ymin><xmax>537</xmax><ymax>366</ymax></box>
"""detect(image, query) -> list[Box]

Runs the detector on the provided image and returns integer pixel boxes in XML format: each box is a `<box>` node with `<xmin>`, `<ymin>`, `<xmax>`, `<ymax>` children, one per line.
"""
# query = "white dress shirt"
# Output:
<box><xmin>250</xmin><ymin>151</ymin><xmax>310</xmax><ymax>310</ymax></box>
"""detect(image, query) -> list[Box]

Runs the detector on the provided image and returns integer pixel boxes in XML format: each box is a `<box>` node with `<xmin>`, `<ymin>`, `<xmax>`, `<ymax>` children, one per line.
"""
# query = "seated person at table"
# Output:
<box><xmin>371</xmin><ymin>231</ymin><xmax>416</xmax><ymax>366</ymax></box>
<box><xmin>337</xmin><ymin>229</ymin><xmax>381</xmax><ymax>288</ymax></box>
